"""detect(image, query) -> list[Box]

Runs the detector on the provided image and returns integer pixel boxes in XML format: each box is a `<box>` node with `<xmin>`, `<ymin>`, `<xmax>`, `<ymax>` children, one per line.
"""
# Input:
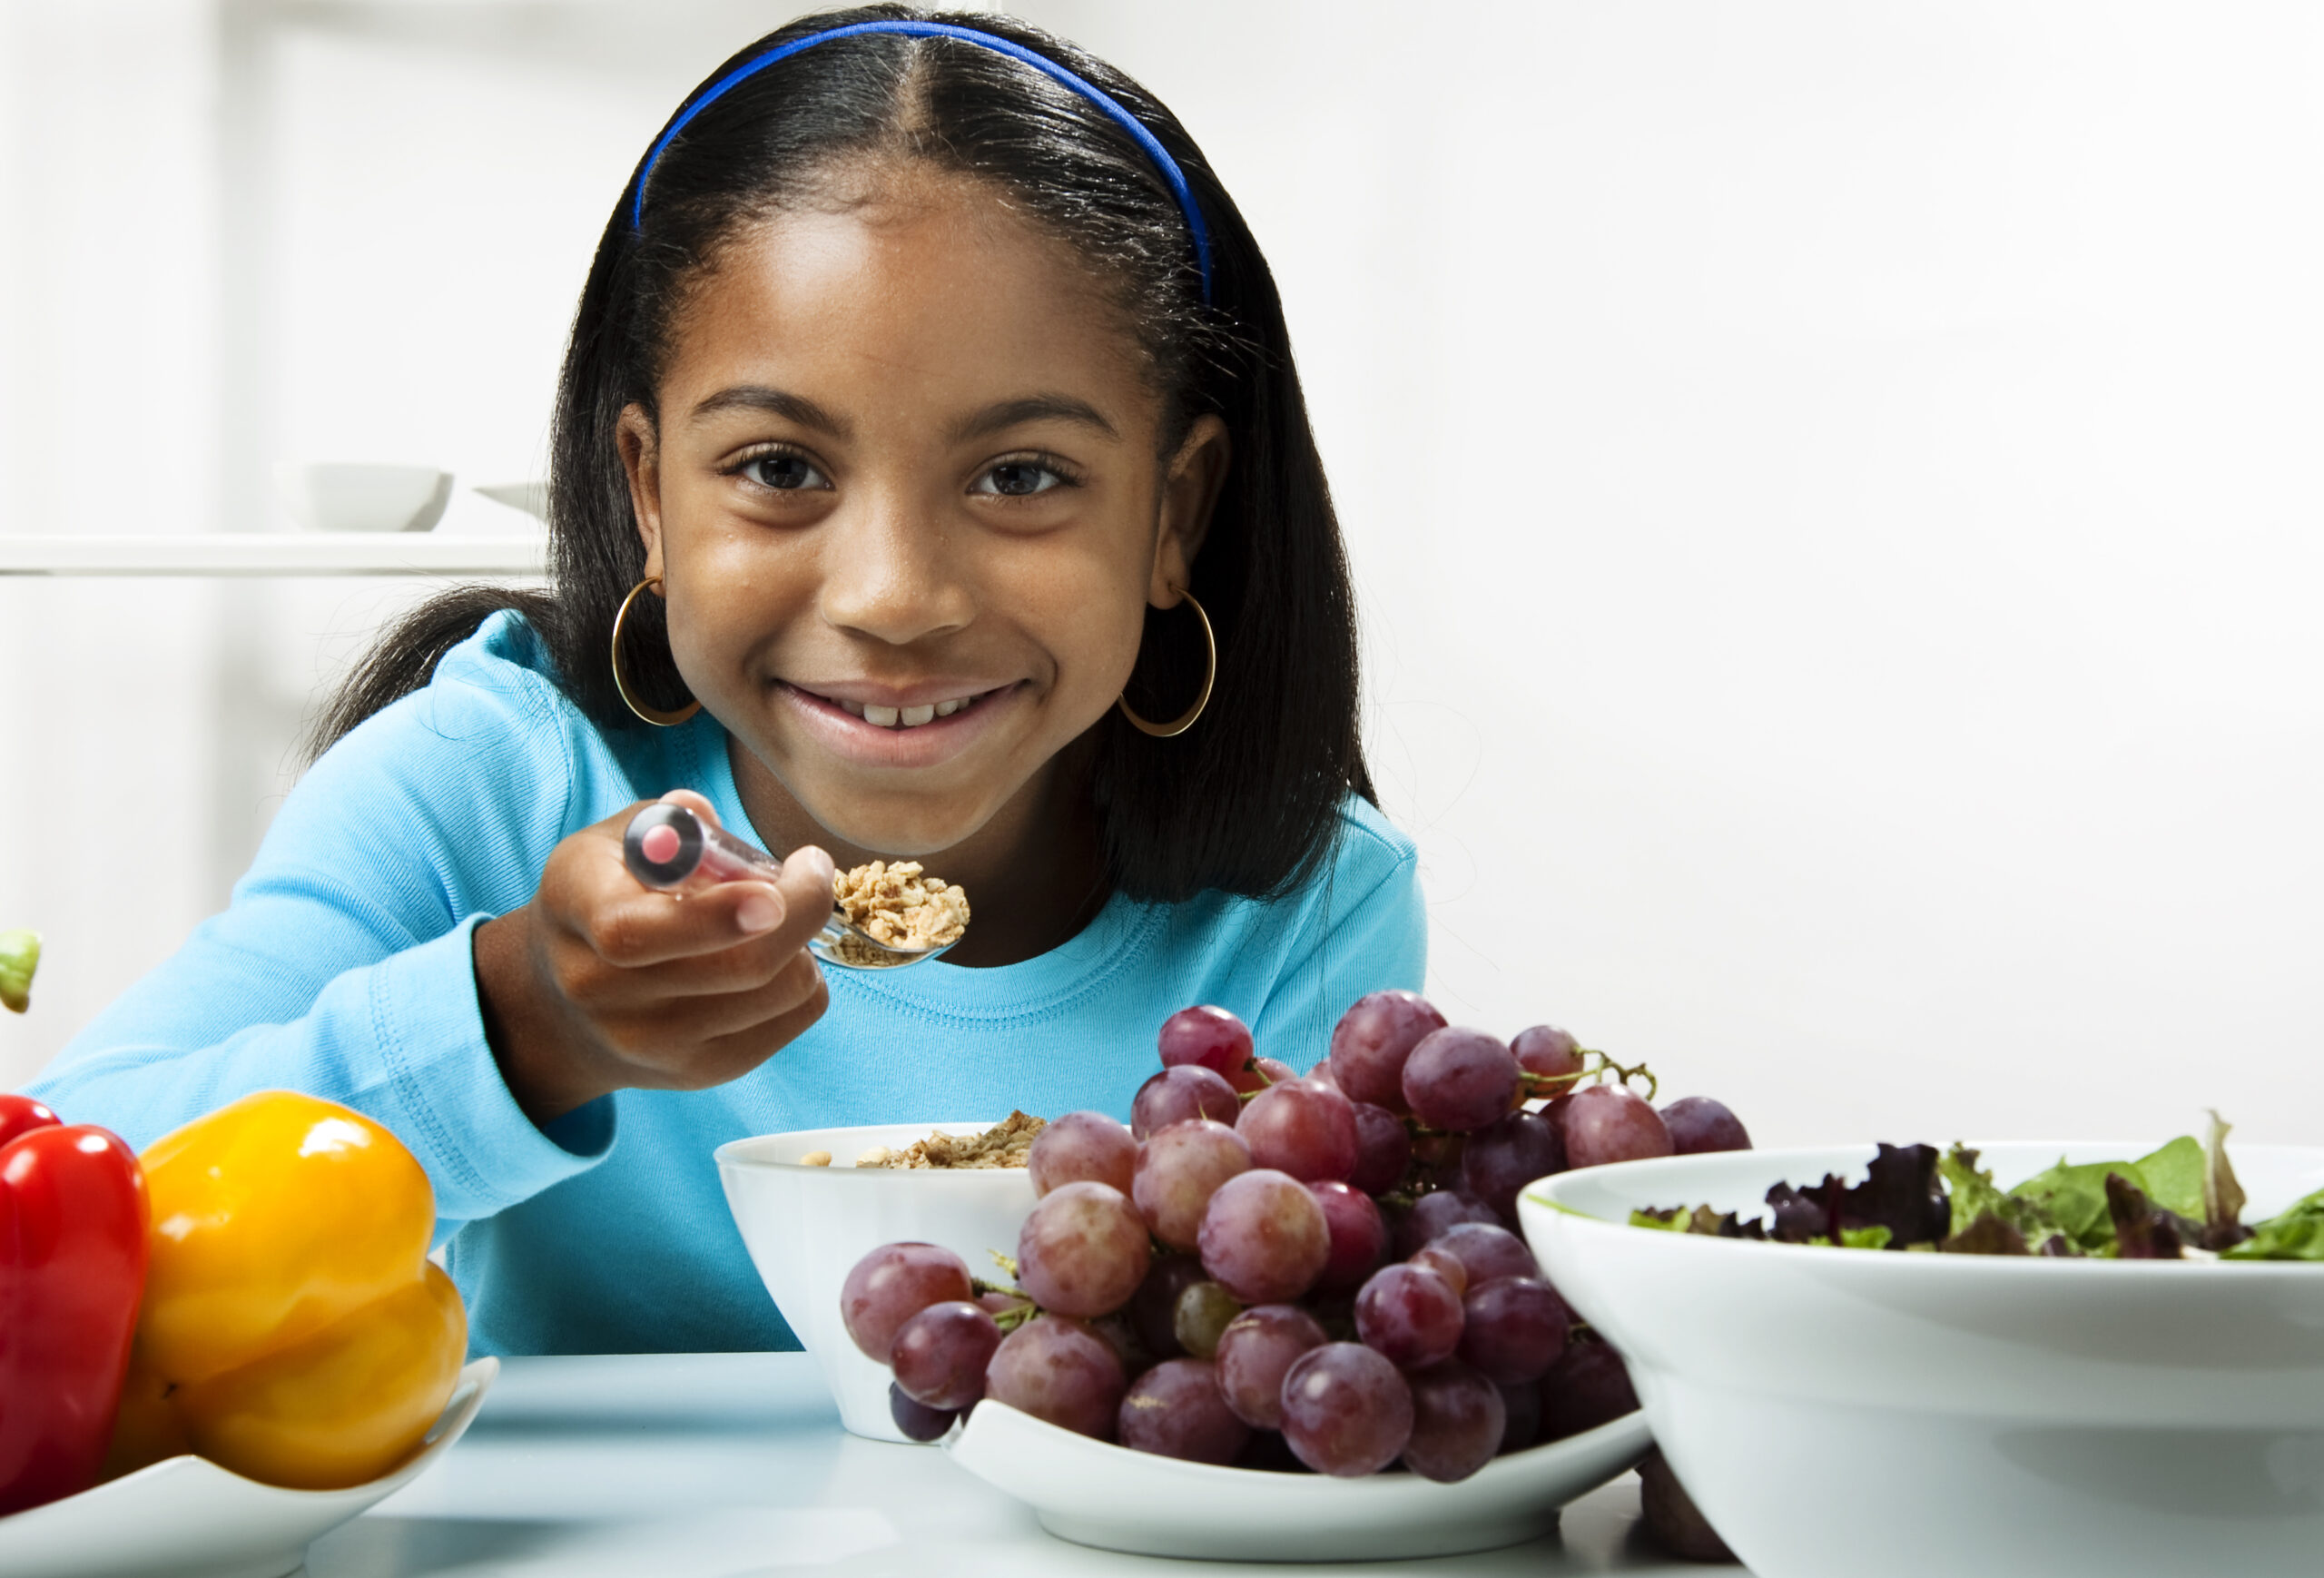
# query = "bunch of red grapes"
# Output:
<box><xmin>841</xmin><ymin>990</ymin><xmax>1749</xmax><ymax>1481</ymax></box>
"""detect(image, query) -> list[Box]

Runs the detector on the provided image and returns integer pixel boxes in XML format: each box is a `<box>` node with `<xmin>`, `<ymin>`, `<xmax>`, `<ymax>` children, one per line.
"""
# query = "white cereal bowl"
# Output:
<box><xmin>716</xmin><ymin>1122</ymin><xmax>1038</xmax><ymax>1442</ymax></box>
<box><xmin>273</xmin><ymin>462</ymin><xmax>453</xmax><ymax>532</ymax></box>
<box><xmin>948</xmin><ymin>1396</ymin><xmax>1651</xmax><ymax>1562</ymax></box>
<box><xmin>1518</xmin><ymin>1141</ymin><xmax>2324</xmax><ymax>1578</ymax></box>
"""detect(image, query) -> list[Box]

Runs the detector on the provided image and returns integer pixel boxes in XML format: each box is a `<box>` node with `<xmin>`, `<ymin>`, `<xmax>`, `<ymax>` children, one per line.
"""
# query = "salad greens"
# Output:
<box><xmin>0</xmin><ymin>930</ymin><xmax>36</xmax><ymax>1014</ymax></box>
<box><xmin>1630</xmin><ymin>1116</ymin><xmax>2324</xmax><ymax>1261</ymax></box>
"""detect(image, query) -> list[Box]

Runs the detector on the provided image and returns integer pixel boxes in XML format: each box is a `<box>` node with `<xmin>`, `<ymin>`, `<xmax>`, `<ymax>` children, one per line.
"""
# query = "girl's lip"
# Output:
<box><xmin>775</xmin><ymin>679</ymin><xmax>1024</xmax><ymax>768</ymax></box>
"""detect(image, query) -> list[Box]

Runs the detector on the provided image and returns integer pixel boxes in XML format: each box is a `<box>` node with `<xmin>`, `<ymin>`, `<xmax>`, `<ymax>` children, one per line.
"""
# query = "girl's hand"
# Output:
<box><xmin>473</xmin><ymin>791</ymin><xmax>835</xmax><ymax>1126</ymax></box>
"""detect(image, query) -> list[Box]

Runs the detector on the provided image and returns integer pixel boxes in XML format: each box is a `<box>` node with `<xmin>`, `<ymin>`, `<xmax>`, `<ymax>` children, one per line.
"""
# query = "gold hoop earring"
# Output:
<box><xmin>1116</xmin><ymin>589</ymin><xmax>1216</xmax><ymax>738</ymax></box>
<box><xmin>610</xmin><ymin>576</ymin><xmax>701</xmax><ymax>727</ymax></box>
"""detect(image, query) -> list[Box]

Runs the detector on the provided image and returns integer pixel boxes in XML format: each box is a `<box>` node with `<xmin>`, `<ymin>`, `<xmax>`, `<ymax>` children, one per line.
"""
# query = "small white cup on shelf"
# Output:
<box><xmin>274</xmin><ymin>463</ymin><xmax>454</xmax><ymax>532</ymax></box>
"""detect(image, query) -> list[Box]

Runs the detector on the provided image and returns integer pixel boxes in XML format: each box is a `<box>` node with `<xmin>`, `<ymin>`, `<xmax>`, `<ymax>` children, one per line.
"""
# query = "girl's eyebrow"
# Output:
<box><xmin>687</xmin><ymin>385</ymin><xmax>851</xmax><ymax>437</ymax></box>
<box><xmin>950</xmin><ymin>395</ymin><xmax>1117</xmax><ymax>443</ymax></box>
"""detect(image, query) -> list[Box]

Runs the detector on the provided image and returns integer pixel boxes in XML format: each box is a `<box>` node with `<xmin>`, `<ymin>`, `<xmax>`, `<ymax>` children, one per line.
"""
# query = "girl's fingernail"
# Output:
<box><xmin>736</xmin><ymin>893</ymin><xmax>780</xmax><ymax>933</ymax></box>
<box><xmin>793</xmin><ymin>846</ymin><xmax>837</xmax><ymax>886</ymax></box>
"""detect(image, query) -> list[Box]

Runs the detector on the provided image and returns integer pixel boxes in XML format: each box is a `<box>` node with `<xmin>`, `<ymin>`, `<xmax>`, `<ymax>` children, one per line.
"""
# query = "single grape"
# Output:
<box><xmin>1538</xmin><ymin>1332</ymin><xmax>1640</xmax><ymax>1440</ymax></box>
<box><xmin>1461</xmin><ymin>1110</ymin><xmax>1565</xmax><ymax>1219</ymax></box>
<box><xmin>1238</xmin><ymin>1079</ymin><xmax>1358</xmax><ymax>1184</ymax></box>
<box><xmin>1408</xmin><ymin>1244</ymin><xmax>1468</xmax><ymax>1297</ymax></box>
<box><xmin>1403</xmin><ymin>1028</ymin><xmax>1521</xmax><ymax>1133</ymax></box>
<box><xmin>1197</xmin><ymin>1169</ymin><xmax>1332</xmax><ymax>1304</ymax></box>
<box><xmin>1307</xmin><ymin>1179</ymin><xmax>1389</xmax><ymax>1295</ymax></box>
<box><xmin>1173</xmin><ymin>1279</ymin><xmax>1244</xmax><ymax>1358</ymax></box>
<box><xmin>889</xmin><ymin>1300</ymin><xmax>1003</xmax><ymax>1411</ymax></box>
<box><xmin>1117</xmin><ymin>1356</ymin><xmax>1251</xmax><ymax>1465</ymax></box>
<box><xmin>1214</xmin><ymin>1303</ymin><xmax>1328</xmax><ymax>1428</ymax></box>
<box><xmin>1430</xmin><ymin>1222</ymin><xmax>1541</xmax><ymax>1287</ymax></box>
<box><xmin>1131</xmin><ymin>1065</ymin><xmax>1243</xmax><ymax>1139</ymax></box>
<box><xmin>1326</xmin><ymin>990</ymin><xmax>1446</xmax><ymax>1114</ymax></box>
<box><xmin>1511</xmin><ymin>1024</ymin><xmax>1583</xmax><ymax>1084</ymax></box>
<box><xmin>1128</xmin><ymin>1254</ymin><xmax>1209</xmax><ymax>1359</ymax></box>
<box><xmin>1561</xmin><ymin>1085</ymin><xmax>1675</xmax><ymax>1169</ymax></box>
<box><xmin>1659</xmin><ymin>1095</ymin><xmax>1751</xmax><ymax>1155</ymax></box>
<box><xmin>1263</xmin><ymin>1056</ymin><xmax>1305</xmax><ymax>1086</ymax></box>
<box><xmin>1393</xmin><ymin>1189</ymin><xmax>1500</xmax><ymax>1257</ymax></box>
<box><xmin>1133</xmin><ymin>1119</ymin><xmax>1252</xmax><ymax>1250</ymax></box>
<box><xmin>1279</xmin><ymin>1342</ymin><xmax>1413</xmax><ymax>1476</ymax></box>
<box><xmin>1401</xmin><ymin>1360</ymin><xmax>1506</xmax><ymax>1483</ymax></box>
<box><xmin>982</xmin><ymin>1316</ymin><xmax>1127</xmax><ymax>1440</ymax></box>
<box><xmin>1354</xmin><ymin>1262</ymin><xmax>1464</xmax><ymax>1369</ymax></box>
<box><xmin>1016</xmin><ymin>1180</ymin><xmax>1151</xmax><ymax>1318</ymax></box>
<box><xmin>1497</xmin><ymin>1378</ymin><xmax>1542</xmax><ymax>1453</ymax></box>
<box><xmin>1157</xmin><ymin>1003</ymin><xmax>1255</xmax><ymax>1080</ymax></box>
<box><xmin>1028</xmin><ymin>1110</ymin><xmax>1137</xmax><ymax>1197</ymax></box>
<box><xmin>841</xmin><ymin>1242</ymin><xmax>974</xmax><ymax>1361</ymax></box>
<box><xmin>1347</xmin><ymin>1100</ymin><xmax>1413</xmax><ymax>1195</ymax></box>
<box><xmin>889</xmin><ymin>1381</ymin><xmax>959</xmax><ymax>1443</ymax></box>
<box><xmin>1457</xmin><ymin>1276</ymin><xmax>1570</xmax><ymax>1385</ymax></box>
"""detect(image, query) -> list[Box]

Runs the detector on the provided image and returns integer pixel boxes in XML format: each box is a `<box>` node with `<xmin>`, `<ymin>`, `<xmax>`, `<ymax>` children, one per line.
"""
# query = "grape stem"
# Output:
<box><xmin>1517</xmin><ymin>1049</ymin><xmax>1659</xmax><ymax>1103</ymax></box>
<box><xmin>985</xmin><ymin>1250</ymin><xmax>1020</xmax><ymax>1281</ymax></box>
<box><xmin>970</xmin><ymin>1271</ymin><xmax>1042</xmax><ymax>1332</ymax></box>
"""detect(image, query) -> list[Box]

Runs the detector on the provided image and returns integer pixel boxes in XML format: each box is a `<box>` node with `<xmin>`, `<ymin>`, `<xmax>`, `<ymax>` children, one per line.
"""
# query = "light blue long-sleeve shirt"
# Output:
<box><xmin>27</xmin><ymin>612</ymin><xmax>1425</xmax><ymax>1355</ymax></box>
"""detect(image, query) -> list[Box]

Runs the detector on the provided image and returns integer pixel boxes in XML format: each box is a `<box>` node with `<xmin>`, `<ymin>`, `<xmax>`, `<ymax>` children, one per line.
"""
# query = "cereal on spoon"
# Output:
<box><xmin>829</xmin><ymin>860</ymin><xmax>970</xmax><ymax>966</ymax></box>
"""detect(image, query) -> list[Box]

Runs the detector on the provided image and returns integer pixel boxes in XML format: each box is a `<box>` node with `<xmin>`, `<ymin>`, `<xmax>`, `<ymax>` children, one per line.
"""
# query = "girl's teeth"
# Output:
<box><xmin>900</xmin><ymin>705</ymin><xmax>936</xmax><ymax>727</ymax></box>
<box><xmin>840</xmin><ymin>699</ymin><xmax>866</xmax><ymax>718</ymax></box>
<box><xmin>862</xmin><ymin>704</ymin><xmax>900</xmax><ymax>727</ymax></box>
<box><xmin>934</xmin><ymin>699</ymin><xmax>961</xmax><ymax>717</ymax></box>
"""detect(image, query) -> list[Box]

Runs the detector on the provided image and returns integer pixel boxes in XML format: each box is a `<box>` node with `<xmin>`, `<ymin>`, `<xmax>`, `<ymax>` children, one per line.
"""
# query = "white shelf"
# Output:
<box><xmin>0</xmin><ymin>534</ymin><xmax>548</xmax><ymax>577</ymax></box>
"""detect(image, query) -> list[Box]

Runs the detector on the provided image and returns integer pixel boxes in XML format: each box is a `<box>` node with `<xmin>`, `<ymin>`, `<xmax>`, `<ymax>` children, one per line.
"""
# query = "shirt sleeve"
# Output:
<box><xmin>1250</xmin><ymin>801</ymin><xmax>1428</xmax><ymax>1072</ymax></box>
<box><xmin>25</xmin><ymin>647</ymin><xmax>615</xmax><ymax>1234</ymax></box>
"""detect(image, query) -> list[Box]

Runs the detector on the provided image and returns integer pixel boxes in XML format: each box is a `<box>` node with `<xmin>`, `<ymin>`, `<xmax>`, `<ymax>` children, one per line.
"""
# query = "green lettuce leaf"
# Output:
<box><xmin>2223</xmin><ymin>1188</ymin><xmax>2324</xmax><ymax>1261</ymax></box>
<box><xmin>1941</xmin><ymin>1145</ymin><xmax>2082</xmax><ymax>1254</ymax></box>
<box><xmin>2132</xmin><ymin>1136</ymin><xmax>2206</xmax><ymax>1221</ymax></box>
<box><xmin>0</xmin><ymin>930</ymin><xmax>37</xmax><ymax>1015</ymax></box>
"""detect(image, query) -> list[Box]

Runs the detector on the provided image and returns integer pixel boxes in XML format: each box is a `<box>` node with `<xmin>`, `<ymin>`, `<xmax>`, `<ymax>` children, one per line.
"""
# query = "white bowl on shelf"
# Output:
<box><xmin>947</xmin><ymin>1396</ymin><xmax>1650</xmax><ymax>1561</ymax></box>
<box><xmin>1519</xmin><ymin>1140</ymin><xmax>2324</xmax><ymax>1578</ymax></box>
<box><xmin>0</xmin><ymin>1357</ymin><xmax>495</xmax><ymax>1578</ymax></box>
<box><xmin>716</xmin><ymin>1121</ymin><xmax>1038</xmax><ymax>1442</ymax></box>
<box><xmin>274</xmin><ymin>462</ymin><xmax>453</xmax><ymax>532</ymax></box>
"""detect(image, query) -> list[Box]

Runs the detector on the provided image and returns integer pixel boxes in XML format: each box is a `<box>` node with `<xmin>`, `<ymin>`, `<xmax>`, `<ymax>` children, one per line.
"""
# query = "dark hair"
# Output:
<box><xmin>310</xmin><ymin>4</ymin><xmax>1373</xmax><ymax>902</ymax></box>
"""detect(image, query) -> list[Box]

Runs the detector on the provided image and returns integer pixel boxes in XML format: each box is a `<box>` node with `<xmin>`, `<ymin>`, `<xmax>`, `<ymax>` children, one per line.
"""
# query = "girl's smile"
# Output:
<box><xmin>775</xmin><ymin>677</ymin><xmax>1025</xmax><ymax>770</ymax></box>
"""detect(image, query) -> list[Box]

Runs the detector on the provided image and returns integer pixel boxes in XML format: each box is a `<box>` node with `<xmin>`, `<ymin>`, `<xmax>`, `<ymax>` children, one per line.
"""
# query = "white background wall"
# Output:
<box><xmin>3</xmin><ymin>1</ymin><xmax>2319</xmax><ymax>1151</ymax></box>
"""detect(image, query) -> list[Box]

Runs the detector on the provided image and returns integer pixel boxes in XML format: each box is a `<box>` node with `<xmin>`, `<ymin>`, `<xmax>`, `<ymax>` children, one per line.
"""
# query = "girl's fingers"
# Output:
<box><xmin>579</xmin><ymin>839</ymin><xmax>836</xmax><ymax>970</ymax></box>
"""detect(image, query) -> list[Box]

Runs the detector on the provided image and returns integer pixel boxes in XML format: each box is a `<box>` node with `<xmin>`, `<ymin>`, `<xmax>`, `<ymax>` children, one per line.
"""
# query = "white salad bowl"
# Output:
<box><xmin>716</xmin><ymin>1121</ymin><xmax>1038</xmax><ymax>1442</ymax></box>
<box><xmin>1519</xmin><ymin>1140</ymin><xmax>2324</xmax><ymax>1578</ymax></box>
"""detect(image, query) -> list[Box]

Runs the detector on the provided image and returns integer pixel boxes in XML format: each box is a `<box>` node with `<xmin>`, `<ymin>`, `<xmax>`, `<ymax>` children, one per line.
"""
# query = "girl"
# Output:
<box><xmin>29</xmin><ymin>5</ymin><xmax>1423</xmax><ymax>1356</ymax></box>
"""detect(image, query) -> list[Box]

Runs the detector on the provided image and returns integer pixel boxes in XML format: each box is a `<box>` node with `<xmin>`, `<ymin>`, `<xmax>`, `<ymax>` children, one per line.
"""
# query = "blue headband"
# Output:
<box><xmin>629</xmin><ymin>19</ymin><xmax>1215</xmax><ymax>304</ymax></box>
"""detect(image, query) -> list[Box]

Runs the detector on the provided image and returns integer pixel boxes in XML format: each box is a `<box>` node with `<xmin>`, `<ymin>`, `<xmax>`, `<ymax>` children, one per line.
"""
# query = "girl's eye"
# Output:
<box><xmin>973</xmin><ymin>460</ymin><xmax>1067</xmax><ymax>498</ymax></box>
<box><xmin>739</xmin><ymin>452</ymin><xmax>831</xmax><ymax>491</ymax></box>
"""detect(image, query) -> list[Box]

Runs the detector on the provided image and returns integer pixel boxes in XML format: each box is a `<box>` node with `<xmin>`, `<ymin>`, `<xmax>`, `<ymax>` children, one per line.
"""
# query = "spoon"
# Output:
<box><xmin>621</xmin><ymin>804</ymin><xmax>959</xmax><ymax>971</ymax></box>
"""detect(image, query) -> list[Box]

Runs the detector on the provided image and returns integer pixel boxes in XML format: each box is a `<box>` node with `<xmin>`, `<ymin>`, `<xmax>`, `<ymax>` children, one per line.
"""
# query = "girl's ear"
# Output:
<box><xmin>1150</xmin><ymin>413</ymin><xmax>1232</xmax><ymax>607</ymax></box>
<box><xmin>616</xmin><ymin>402</ymin><xmax>666</xmax><ymax>580</ymax></box>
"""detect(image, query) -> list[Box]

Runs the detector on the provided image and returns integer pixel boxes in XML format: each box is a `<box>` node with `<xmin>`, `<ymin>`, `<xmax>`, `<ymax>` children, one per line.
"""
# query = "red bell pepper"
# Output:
<box><xmin>0</xmin><ymin>1092</ymin><xmax>148</xmax><ymax>1516</ymax></box>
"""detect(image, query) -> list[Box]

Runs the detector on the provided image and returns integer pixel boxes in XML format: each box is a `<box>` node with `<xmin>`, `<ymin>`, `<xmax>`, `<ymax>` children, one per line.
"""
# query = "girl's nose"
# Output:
<box><xmin>816</xmin><ymin>491</ymin><xmax>975</xmax><ymax>646</ymax></box>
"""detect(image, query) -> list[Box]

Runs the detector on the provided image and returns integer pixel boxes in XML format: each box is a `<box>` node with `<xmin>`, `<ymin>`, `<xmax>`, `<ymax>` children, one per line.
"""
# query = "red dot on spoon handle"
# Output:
<box><xmin>641</xmin><ymin>824</ymin><xmax>681</xmax><ymax>864</ymax></box>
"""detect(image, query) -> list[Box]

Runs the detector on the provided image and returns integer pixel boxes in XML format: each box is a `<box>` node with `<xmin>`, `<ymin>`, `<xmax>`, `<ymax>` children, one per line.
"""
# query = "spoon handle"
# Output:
<box><xmin>622</xmin><ymin>804</ymin><xmax>783</xmax><ymax>892</ymax></box>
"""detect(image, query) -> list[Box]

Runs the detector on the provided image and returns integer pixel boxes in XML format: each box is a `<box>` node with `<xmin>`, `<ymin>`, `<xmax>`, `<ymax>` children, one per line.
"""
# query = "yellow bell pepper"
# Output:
<box><xmin>111</xmin><ymin>1090</ymin><xmax>467</xmax><ymax>1489</ymax></box>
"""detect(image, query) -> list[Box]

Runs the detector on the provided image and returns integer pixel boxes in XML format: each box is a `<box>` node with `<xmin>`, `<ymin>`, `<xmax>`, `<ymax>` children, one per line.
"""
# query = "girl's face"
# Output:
<box><xmin>619</xmin><ymin>168</ymin><xmax>1227</xmax><ymax>861</ymax></box>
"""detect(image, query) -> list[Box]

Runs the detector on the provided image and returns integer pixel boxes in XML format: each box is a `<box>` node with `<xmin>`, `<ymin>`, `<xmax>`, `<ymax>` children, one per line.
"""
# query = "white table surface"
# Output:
<box><xmin>303</xmin><ymin>1353</ymin><xmax>1707</xmax><ymax>1578</ymax></box>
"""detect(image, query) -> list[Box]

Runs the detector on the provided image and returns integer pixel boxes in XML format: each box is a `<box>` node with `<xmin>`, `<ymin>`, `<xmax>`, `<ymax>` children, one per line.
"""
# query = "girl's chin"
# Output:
<box><xmin>773</xmin><ymin>678</ymin><xmax>1027</xmax><ymax>771</ymax></box>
